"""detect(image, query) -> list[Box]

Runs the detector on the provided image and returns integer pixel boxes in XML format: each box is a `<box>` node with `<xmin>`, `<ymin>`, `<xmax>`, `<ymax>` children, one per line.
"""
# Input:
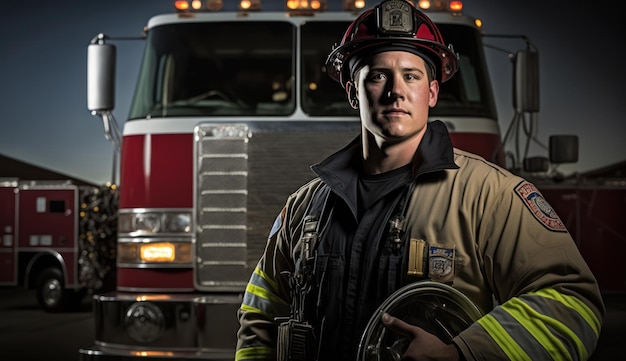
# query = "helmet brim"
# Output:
<box><xmin>326</xmin><ymin>37</ymin><xmax>458</xmax><ymax>87</ymax></box>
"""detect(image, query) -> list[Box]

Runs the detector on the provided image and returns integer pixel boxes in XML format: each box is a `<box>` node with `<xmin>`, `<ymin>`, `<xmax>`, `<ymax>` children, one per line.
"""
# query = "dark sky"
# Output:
<box><xmin>1</xmin><ymin>0</ymin><xmax>624</xmax><ymax>184</ymax></box>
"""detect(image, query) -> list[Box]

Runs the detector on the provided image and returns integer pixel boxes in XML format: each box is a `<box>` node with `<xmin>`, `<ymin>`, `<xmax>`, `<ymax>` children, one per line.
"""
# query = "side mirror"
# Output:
<box><xmin>549</xmin><ymin>135</ymin><xmax>579</xmax><ymax>164</ymax></box>
<box><xmin>87</xmin><ymin>40</ymin><xmax>116</xmax><ymax>112</ymax></box>
<box><xmin>513</xmin><ymin>50</ymin><xmax>539</xmax><ymax>113</ymax></box>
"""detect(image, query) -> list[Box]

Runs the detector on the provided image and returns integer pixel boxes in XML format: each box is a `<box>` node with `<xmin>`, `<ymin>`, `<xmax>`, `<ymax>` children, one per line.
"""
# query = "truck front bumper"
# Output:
<box><xmin>78</xmin><ymin>291</ymin><xmax>242</xmax><ymax>360</ymax></box>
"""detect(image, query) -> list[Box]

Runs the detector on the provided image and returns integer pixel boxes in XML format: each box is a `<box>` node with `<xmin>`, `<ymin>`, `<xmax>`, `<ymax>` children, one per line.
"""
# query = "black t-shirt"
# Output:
<box><xmin>357</xmin><ymin>163</ymin><xmax>413</xmax><ymax>218</ymax></box>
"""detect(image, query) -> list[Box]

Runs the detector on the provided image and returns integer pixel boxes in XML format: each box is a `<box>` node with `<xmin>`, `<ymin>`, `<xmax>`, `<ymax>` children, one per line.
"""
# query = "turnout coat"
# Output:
<box><xmin>236</xmin><ymin>120</ymin><xmax>604</xmax><ymax>361</ymax></box>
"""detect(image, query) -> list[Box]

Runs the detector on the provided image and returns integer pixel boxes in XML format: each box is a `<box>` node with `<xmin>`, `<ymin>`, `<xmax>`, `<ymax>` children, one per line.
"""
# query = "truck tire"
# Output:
<box><xmin>35</xmin><ymin>268</ymin><xmax>84</xmax><ymax>312</ymax></box>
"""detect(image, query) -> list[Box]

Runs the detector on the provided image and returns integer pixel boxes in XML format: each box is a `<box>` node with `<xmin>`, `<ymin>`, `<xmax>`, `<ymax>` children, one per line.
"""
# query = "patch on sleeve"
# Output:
<box><xmin>515</xmin><ymin>181</ymin><xmax>566</xmax><ymax>232</ymax></box>
<box><xmin>268</xmin><ymin>208</ymin><xmax>285</xmax><ymax>239</ymax></box>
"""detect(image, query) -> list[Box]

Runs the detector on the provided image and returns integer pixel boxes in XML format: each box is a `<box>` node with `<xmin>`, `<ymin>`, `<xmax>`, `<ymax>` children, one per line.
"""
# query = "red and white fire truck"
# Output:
<box><xmin>79</xmin><ymin>0</ymin><xmax>625</xmax><ymax>359</ymax></box>
<box><xmin>0</xmin><ymin>179</ymin><xmax>117</xmax><ymax>312</ymax></box>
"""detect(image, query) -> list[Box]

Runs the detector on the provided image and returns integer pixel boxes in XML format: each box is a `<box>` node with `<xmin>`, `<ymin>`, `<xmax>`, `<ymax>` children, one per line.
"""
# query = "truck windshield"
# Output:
<box><xmin>130</xmin><ymin>21</ymin><xmax>295</xmax><ymax>118</ymax></box>
<box><xmin>129</xmin><ymin>20</ymin><xmax>495</xmax><ymax>120</ymax></box>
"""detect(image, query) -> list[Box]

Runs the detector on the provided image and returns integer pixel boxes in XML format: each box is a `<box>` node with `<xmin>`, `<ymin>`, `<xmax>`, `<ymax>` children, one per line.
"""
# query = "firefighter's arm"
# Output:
<box><xmin>454</xmin><ymin>180</ymin><xmax>605</xmax><ymax>361</ymax></box>
<box><xmin>235</xmin><ymin>206</ymin><xmax>294</xmax><ymax>360</ymax></box>
<box><xmin>235</xmin><ymin>183</ymin><xmax>318</xmax><ymax>361</ymax></box>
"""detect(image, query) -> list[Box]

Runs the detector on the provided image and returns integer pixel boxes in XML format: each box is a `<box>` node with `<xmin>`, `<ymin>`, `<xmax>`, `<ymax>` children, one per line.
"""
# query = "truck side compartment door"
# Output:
<box><xmin>19</xmin><ymin>187</ymin><xmax>78</xmax><ymax>287</ymax></box>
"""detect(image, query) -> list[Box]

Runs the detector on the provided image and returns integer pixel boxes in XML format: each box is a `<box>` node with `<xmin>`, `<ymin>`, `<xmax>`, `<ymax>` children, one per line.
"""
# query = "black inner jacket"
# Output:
<box><xmin>306</xmin><ymin>120</ymin><xmax>459</xmax><ymax>359</ymax></box>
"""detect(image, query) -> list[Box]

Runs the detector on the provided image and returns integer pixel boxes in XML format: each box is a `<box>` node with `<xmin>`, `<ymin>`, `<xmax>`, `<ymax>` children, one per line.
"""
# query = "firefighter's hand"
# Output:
<box><xmin>381</xmin><ymin>312</ymin><xmax>460</xmax><ymax>361</ymax></box>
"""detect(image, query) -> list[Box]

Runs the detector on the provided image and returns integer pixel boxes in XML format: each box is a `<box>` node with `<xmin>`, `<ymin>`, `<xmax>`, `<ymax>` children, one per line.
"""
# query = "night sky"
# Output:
<box><xmin>1</xmin><ymin>0</ymin><xmax>624</xmax><ymax>184</ymax></box>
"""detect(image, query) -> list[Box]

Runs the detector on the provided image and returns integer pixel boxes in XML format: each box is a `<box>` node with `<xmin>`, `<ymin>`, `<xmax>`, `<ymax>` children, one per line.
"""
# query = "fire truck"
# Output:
<box><xmin>0</xmin><ymin>178</ymin><xmax>117</xmax><ymax>312</ymax></box>
<box><xmin>79</xmin><ymin>0</ymin><xmax>625</xmax><ymax>359</ymax></box>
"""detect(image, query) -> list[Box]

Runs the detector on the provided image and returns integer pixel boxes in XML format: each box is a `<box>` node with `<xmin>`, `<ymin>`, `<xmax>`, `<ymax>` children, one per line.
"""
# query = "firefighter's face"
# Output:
<box><xmin>347</xmin><ymin>51</ymin><xmax>438</xmax><ymax>145</ymax></box>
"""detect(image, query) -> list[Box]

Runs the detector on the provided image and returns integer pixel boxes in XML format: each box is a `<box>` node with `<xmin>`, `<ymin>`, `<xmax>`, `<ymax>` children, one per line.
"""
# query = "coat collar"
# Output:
<box><xmin>311</xmin><ymin>120</ymin><xmax>459</xmax><ymax>210</ymax></box>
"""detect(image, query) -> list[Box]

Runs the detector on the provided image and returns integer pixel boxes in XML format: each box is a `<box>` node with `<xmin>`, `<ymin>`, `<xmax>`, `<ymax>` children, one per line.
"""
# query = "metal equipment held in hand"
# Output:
<box><xmin>358</xmin><ymin>281</ymin><xmax>484</xmax><ymax>361</ymax></box>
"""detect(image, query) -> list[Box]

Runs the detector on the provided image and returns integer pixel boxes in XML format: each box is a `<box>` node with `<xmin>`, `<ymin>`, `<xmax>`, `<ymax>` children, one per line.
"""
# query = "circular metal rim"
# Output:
<box><xmin>357</xmin><ymin>281</ymin><xmax>483</xmax><ymax>361</ymax></box>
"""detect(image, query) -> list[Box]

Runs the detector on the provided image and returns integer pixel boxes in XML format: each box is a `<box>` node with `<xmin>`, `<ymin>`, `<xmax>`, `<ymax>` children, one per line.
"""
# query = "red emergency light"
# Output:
<box><xmin>174</xmin><ymin>0</ymin><xmax>190</xmax><ymax>11</ymax></box>
<box><xmin>449</xmin><ymin>0</ymin><xmax>462</xmax><ymax>11</ymax></box>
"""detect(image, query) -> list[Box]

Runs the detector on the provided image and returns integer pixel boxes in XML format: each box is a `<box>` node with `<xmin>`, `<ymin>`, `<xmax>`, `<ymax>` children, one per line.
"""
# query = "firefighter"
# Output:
<box><xmin>236</xmin><ymin>0</ymin><xmax>604</xmax><ymax>360</ymax></box>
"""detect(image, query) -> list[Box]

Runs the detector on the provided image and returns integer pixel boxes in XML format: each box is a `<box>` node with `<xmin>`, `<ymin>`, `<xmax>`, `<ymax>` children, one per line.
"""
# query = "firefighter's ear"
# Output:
<box><xmin>346</xmin><ymin>81</ymin><xmax>358</xmax><ymax>109</ymax></box>
<box><xmin>428</xmin><ymin>79</ymin><xmax>439</xmax><ymax>108</ymax></box>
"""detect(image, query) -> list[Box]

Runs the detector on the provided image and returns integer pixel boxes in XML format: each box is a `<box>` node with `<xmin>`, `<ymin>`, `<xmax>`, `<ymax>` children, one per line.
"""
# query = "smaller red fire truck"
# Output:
<box><xmin>0</xmin><ymin>178</ymin><xmax>117</xmax><ymax>312</ymax></box>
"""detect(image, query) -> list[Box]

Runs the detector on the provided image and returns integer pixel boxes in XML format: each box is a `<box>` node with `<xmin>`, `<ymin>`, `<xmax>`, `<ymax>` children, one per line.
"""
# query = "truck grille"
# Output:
<box><xmin>194</xmin><ymin>121</ymin><xmax>359</xmax><ymax>292</ymax></box>
<box><xmin>195</xmin><ymin>124</ymin><xmax>250</xmax><ymax>291</ymax></box>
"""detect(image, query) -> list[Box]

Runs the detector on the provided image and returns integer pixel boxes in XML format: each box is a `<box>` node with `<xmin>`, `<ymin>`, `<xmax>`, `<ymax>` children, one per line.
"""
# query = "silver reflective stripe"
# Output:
<box><xmin>519</xmin><ymin>293</ymin><xmax>597</xmax><ymax>358</ymax></box>
<box><xmin>242</xmin><ymin>268</ymin><xmax>289</xmax><ymax>318</ymax></box>
<box><xmin>488</xmin><ymin>306</ymin><xmax>552</xmax><ymax>360</ymax></box>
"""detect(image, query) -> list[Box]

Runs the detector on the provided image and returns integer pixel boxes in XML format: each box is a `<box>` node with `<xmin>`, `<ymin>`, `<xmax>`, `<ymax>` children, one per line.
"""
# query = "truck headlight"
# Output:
<box><xmin>119</xmin><ymin>211</ymin><xmax>191</xmax><ymax>235</ymax></box>
<box><xmin>163</xmin><ymin>213</ymin><xmax>191</xmax><ymax>233</ymax></box>
<box><xmin>135</xmin><ymin>213</ymin><xmax>161</xmax><ymax>233</ymax></box>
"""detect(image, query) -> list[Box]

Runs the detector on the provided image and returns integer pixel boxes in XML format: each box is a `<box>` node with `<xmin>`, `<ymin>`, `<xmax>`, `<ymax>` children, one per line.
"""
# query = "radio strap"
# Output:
<box><xmin>277</xmin><ymin>183</ymin><xmax>333</xmax><ymax>361</ymax></box>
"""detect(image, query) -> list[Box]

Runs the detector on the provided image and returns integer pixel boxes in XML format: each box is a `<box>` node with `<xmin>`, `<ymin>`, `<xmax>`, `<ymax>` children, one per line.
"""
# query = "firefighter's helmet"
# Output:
<box><xmin>357</xmin><ymin>281</ymin><xmax>483</xmax><ymax>360</ymax></box>
<box><xmin>326</xmin><ymin>0</ymin><xmax>459</xmax><ymax>88</ymax></box>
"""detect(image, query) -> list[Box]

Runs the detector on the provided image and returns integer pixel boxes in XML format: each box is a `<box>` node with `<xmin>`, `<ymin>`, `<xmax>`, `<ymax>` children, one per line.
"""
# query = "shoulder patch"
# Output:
<box><xmin>268</xmin><ymin>208</ymin><xmax>285</xmax><ymax>239</ymax></box>
<box><xmin>514</xmin><ymin>181</ymin><xmax>566</xmax><ymax>232</ymax></box>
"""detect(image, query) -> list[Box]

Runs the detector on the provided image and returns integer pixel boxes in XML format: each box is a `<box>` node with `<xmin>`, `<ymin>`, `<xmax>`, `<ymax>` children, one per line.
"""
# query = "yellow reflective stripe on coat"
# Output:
<box><xmin>478</xmin><ymin>287</ymin><xmax>600</xmax><ymax>360</ymax></box>
<box><xmin>241</xmin><ymin>267</ymin><xmax>289</xmax><ymax>320</ymax></box>
<box><xmin>253</xmin><ymin>267</ymin><xmax>279</xmax><ymax>293</ymax></box>
<box><xmin>531</xmin><ymin>288</ymin><xmax>601</xmax><ymax>337</ymax></box>
<box><xmin>477</xmin><ymin>314</ymin><xmax>532</xmax><ymax>360</ymax></box>
<box><xmin>235</xmin><ymin>346</ymin><xmax>273</xmax><ymax>360</ymax></box>
<box><xmin>502</xmin><ymin>297</ymin><xmax>577</xmax><ymax>360</ymax></box>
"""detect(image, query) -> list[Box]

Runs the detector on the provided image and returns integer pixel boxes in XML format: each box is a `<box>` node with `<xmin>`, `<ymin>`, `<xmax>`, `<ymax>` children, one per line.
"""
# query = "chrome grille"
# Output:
<box><xmin>194</xmin><ymin>121</ymin><xmax>360</xmax><ymax>292</ymax></box>
<box><xmin>195</xmin><ymin>124</ymin><xmax>250</xmax><ymax>291</ymax></box>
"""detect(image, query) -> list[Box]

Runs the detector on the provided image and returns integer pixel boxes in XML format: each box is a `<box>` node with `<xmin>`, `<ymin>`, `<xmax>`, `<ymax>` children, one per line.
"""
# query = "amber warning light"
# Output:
<box><xmin>416</xmin><ymin>0</ymin><xmax>463</xmax><ymax>12</ymax></box>
<box><xmin>175</xmin><ymin>0</ymin><xmax>461</xmax><ymax>13</ymax></box>
<box><xmin>175</xmin><ymin>0</ymin><xmax>225</xmax><ymax>11</ymax></box>
<box><xmin>140</xmin><ymin>242</ymin><xmax>176</xmax><ymax>262</ymax></box>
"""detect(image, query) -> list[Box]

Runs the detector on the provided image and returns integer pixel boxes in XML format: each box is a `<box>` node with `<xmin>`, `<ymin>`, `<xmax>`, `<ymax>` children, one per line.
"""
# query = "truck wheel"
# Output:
<box><xmin>36</xmin><ymin>268</ymin><xmax>83</xmax><ymax>312</ymax></box>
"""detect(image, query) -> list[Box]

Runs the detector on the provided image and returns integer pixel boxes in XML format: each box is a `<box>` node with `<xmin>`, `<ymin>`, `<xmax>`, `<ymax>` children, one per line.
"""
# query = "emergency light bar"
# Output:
<box><xmin>416</xmin><ymin>0</ymin><xmax>463</xmax><ymax>12</ymax></box>
<box><xmin>207</xmin><ymin>0</ymin><xmax>223</xmax><ymax>11</ymax></box>
<box><xmin>174</xmin><ymin>0</ymin><xmax>253</xmax><ymax>12</ymax></box>
<box><xmin>286</xmin><ymin>0</ymin><xmax>327</xmax><ymax>11</ymax></box>
<box><xmin>174</xmin><ymin>0</ymin><xmax>462</xmax><ymax>13</ymax></box>
<box><xmin>240</xmin><ymin>0</ymin><xmax>261</xmax><ymax>11</ymax></box>
<box><xmin>344</xmin><ymin>0</ymin><xmax>366</xmax><ymax>11</ymax></box>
